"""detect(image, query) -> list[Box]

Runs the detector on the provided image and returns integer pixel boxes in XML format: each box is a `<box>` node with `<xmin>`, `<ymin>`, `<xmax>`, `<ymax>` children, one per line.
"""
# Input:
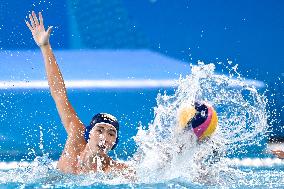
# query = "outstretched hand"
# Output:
<box><xmin>25</xmin><ymin>11</ymin><xmax>52</xmax><ymax>47</ymax></box>
<box><xmin>271</xmin><ymin>150</ymin><xmax>284</xmax><ymax>159</ymax></box>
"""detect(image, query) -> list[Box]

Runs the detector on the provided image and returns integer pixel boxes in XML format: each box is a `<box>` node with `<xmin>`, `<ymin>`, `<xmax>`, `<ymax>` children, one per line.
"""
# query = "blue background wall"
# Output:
<box><xmin>0</xmin><ymin>0</ymin><xmax>283</xmax><ymax>136</ymax></box>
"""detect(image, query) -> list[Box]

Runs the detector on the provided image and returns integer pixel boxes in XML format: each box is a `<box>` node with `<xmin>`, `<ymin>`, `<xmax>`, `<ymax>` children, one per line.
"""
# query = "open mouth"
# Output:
<box><xmin>97</xmin><ymin>144</ymin><xmax>106</xmax><ymax>151</ymax></box>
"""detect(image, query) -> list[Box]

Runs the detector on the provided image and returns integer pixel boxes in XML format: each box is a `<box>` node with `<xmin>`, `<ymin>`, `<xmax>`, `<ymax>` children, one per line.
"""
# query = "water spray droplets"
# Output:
<box><xmin>134</xmin><ymin>62</ymin><xmax>268</xmax><ymax>183</ymax></box>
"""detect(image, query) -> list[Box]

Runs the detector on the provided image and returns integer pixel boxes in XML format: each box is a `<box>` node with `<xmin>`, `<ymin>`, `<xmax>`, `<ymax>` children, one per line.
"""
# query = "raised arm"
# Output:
<box><xmin>25</xmin><ymin>11</ymin><xmax>85</xmax><ymax>136</ymax></box>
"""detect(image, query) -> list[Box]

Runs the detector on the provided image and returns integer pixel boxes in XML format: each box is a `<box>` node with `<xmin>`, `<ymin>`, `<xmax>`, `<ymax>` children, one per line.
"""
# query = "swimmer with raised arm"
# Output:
<box><xmin>25</xmin><ymin>11</ymin><xmax>220</xmax><ymax>177</ymax></box>
<box><xmin>25</xmin><ymin>11</ymin><xmax>130</xmax><ymax>175</ymax></box>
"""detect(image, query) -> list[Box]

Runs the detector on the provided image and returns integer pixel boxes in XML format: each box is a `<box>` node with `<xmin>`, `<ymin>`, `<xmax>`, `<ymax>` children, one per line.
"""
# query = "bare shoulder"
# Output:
<box><xmin>57</xmin><ymin>122</ymin><xmax>87</xmax><ymax>173</ymax></box>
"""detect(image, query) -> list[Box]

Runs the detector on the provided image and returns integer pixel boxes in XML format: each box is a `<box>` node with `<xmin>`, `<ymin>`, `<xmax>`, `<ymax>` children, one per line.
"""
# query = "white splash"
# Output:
<box><xmin>132</xmin><ymin>62</ymin><xmax>269</xmax><ymax>184</ymax></box>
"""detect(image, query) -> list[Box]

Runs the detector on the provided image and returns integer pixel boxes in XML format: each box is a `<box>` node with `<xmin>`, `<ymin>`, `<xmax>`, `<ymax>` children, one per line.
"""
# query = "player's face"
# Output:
<box><xmin>89</xmin><ymin>123</ymin><xmax>117</xmax><ymax>154</ymax></box>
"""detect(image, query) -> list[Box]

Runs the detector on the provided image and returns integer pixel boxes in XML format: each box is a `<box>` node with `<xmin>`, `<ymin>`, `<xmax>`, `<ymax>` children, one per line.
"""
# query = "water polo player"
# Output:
<box><xmin>25</xmin><ymin>12</ymin><xmax>129</xmax><ymax>174</ymax></box>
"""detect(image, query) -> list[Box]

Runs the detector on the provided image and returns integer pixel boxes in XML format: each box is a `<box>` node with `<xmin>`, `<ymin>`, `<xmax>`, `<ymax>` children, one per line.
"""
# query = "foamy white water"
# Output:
<box><xmin>132</xmin><ymin>62</ymin><xmax>269</xmax><ymax>184</ymax></box>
